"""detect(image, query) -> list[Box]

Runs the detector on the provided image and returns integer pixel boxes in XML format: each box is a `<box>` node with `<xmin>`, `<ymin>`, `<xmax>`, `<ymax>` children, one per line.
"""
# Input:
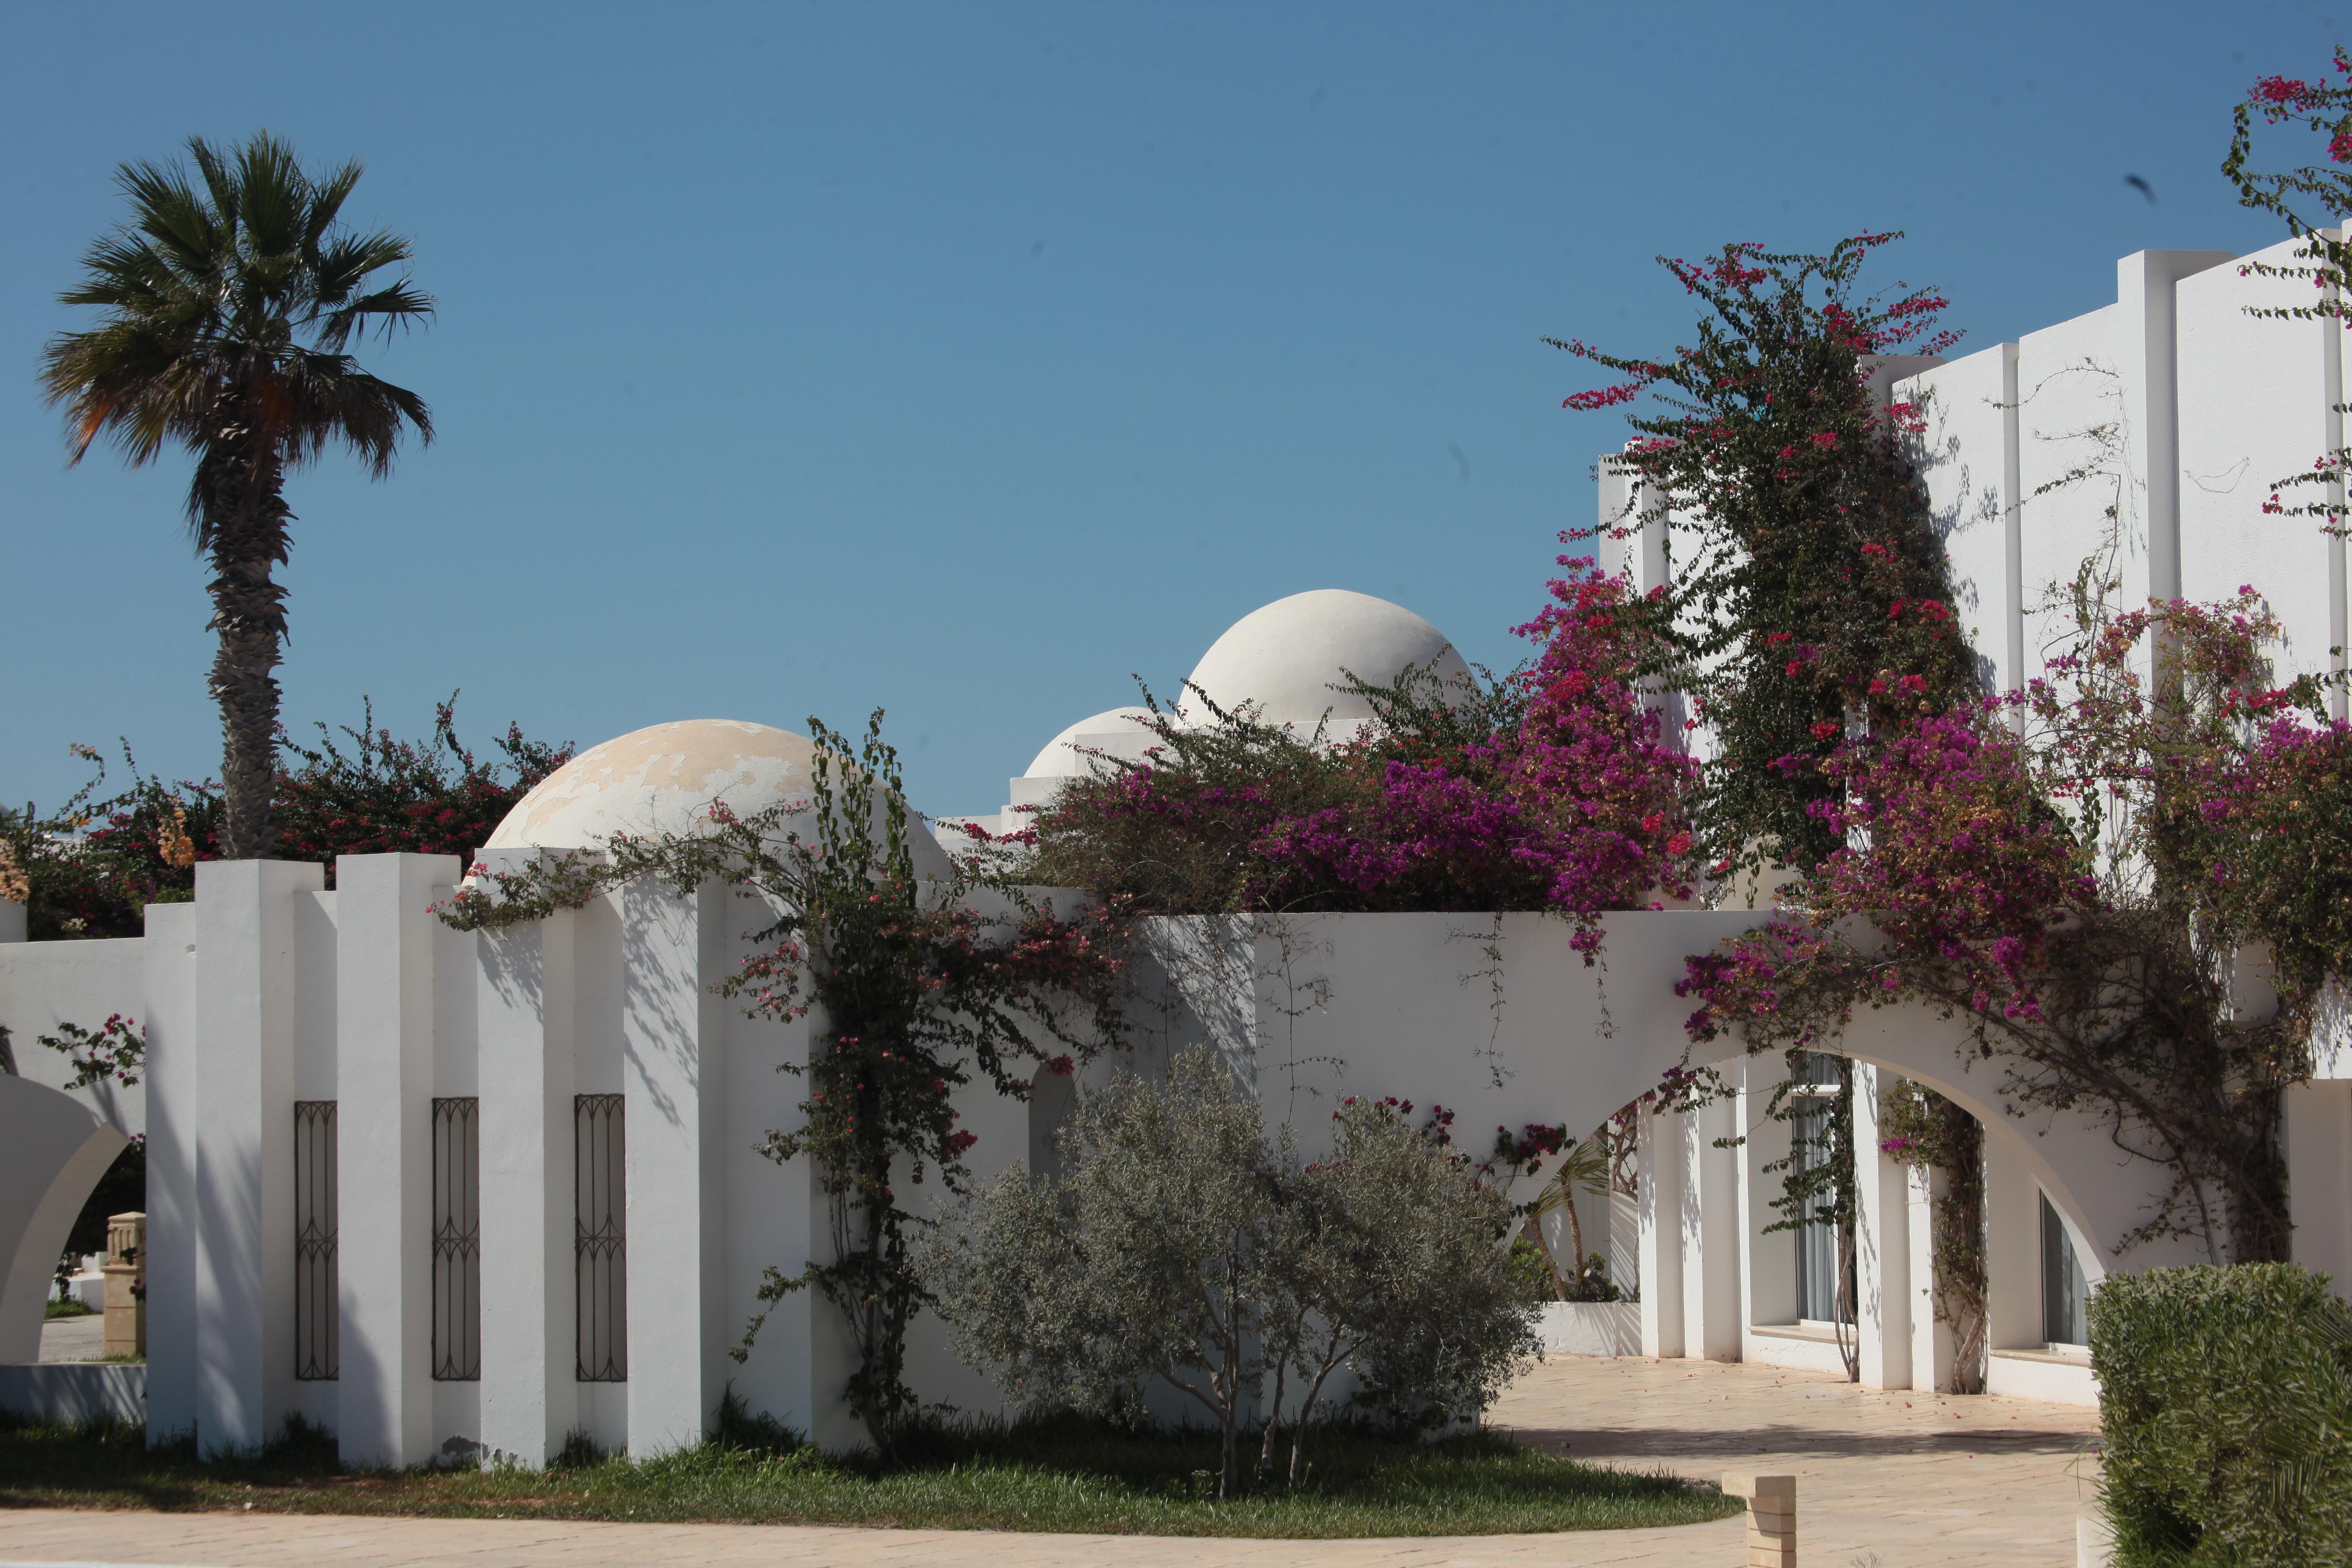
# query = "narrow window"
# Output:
<box><xmin>574</xmin><ymin>1093</ymin><xmax>627</xmax><ymax>1382</ymax></box>
<box><xmin>293</xmin><ymin>1100</ymin><xmax>338</xmax><ymax>1381</ymax></box>
<box><xmin>1790</xmin><ymin>1055</ymin><xmax>1854</xmax><ymax>1325</ymax></box>
<box><xmin>431</xmin><ymin>1097</ymin><xmax>481</xmax><ymax>1381</ymax></box>
<box><xmin>2040</xmin><ymin>1193</ymin><xmax>2089</xmax><ymax>1347</ymax></box>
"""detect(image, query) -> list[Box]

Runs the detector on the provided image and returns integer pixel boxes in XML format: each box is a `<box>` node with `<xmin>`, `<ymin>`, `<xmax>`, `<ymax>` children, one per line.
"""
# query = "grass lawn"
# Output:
<box><xmin>0</xmin><ymin>1410</ymin><xmax>1739</xmax><ymax>1538</ymax></box>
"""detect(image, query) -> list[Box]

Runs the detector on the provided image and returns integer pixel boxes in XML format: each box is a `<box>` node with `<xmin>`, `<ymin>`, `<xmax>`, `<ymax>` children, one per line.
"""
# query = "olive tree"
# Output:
<box><xmin>925</xmin><ymin>1048</ymin><xmax>1541</xmax><ymax>1497</ymax></box>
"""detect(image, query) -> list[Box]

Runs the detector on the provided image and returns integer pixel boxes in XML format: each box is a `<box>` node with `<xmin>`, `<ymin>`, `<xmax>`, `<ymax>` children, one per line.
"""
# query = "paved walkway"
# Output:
<box><xmin>36</xmin><ymin>1316</ymin><xmax>104</xmax><ymax>1363</ymax></box>
<box><xmin>0</xmin><ymin>1357</ymin><xmax>2103</xmax><ymax>1568</ymax></box>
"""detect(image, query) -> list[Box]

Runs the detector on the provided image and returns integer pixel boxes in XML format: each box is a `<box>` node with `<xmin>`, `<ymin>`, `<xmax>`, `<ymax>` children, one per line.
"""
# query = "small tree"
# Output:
<box><xmin>928</xmin><ymin>1050</ymin><xmax>1540</xmax><ymax>1497</ymax></box>
<box><xmin>931</xmin><ymin>1049</ymin><xmax>1277</xmax><ymax>1496</ymax></box>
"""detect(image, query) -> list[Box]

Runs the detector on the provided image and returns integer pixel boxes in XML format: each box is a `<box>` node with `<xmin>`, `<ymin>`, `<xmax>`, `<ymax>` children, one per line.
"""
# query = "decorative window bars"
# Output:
<box><xmin>293</xmin><ymin>1100</ymin><xmax>339</xmax><ymax>1381</ymax></box>
<box><xmin>574</xmin><ymin>1093</ymin><xmax>627</xmax><ymax>1382</ymax></box>
<box><xmin>431</xmin><ymin>1097</ymin><xmax>482</xmax><ymax>1381</ymax></box>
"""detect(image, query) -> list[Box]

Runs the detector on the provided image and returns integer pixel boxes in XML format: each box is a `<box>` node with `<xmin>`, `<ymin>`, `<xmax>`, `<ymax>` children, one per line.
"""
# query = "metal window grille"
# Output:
<box><xmin>294</xmin><ymin>1101</ymin><xmax>339</xmax><ymax>1381</ymax></box>
<box><xmin>574</xmin><ymin>1093</ymin><xmax>627</xmax><ymax>1382</ymax></box>
<box><xmin>432</xmin><ymin>1097</ymin><xmax>482</xmax><ymax>1381</ymax></box>
<box><xmin>2040</xmin><ymin>1193</ymin><xmax>2089</xmax><ymax>1346</ymax></box>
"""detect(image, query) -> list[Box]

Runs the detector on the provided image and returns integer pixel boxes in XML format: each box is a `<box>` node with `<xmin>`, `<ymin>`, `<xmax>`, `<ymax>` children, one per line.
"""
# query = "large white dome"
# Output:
<box><xmin>483</xmin><ymin>719</ymin><xmax>952</xmax><ymax>878</ymax></box>
<box><xmin>1022</xmin><ymin>706</ymin><xmax>1158</xmax><ymax>779</ymax></box>
<box><xmin>1183</xmin><ymin>590</ymin><xmax>1471</xmax><ymax>734</ymax></box>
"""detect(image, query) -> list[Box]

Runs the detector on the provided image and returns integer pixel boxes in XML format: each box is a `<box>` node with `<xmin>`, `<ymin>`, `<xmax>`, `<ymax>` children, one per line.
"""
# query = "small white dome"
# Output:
<box><xmin>1183</xmin><ymin>590</ymin><xmax>1471</xmax><ymax>733</ymax></box>
<box><xmin>484</xmin><ymin>719</ymin><xmax>952</xmax><ymax>878</ymax></box>
<box><xmin>1022</xmin><ymin>706</ymin><xmax>1158</xmax><ymax>779</ymax></box>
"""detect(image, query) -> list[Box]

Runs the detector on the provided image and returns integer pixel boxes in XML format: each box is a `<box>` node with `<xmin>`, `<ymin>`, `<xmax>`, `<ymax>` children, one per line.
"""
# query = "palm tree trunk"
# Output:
<box><xmin>196</xmin><ymin>408</ymin><xmax>290</xmax><ymax>861</ymax></box>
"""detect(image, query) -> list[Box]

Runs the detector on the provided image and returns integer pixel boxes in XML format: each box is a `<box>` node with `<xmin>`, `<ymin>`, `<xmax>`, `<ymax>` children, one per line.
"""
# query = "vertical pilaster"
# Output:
<box><xmin>2326</xmin><ymin>235</ymin><xmax>2348</xmax><ymax>722</ymax></box>
<box><xmin>2286</xmin><ymin>1081</ymin><xmax>2352</xmax><ymax>1300</ymax></box>
<box><xmin>1984</xmin><ymin>1127</ymin><xmax>2044</xmax><ymax>1353</ymax></box>
<box><xmin>335</xmin><ymin>854</ymin><xmax>457</xmax><ymax>1468</ymax></box>
<box><xmin>1737</xmin><ymin>1059</ymin><xmax>1796</xmax><ymax>1335</ymax></box>
<box><xmin>1637</xmin><ymin>1103</ymin><xmax>1685</xmax><ymax>1359</ymax></box>
<box><xmin>1907</xmin><ymin>1163</ymin><xmax>1957</xmax><ymax>1391</ymax></box>
<box><xmin>192</xmin><ymin>859</ymin><xmax>320</xmax><ymax>1454</ymax></box>
<box><xmin>2001</xmin><ymin>340</ymin><xmax>2025</xmax><ymax>714</ymax></box>
<box><xmin>1679</xmin><ymin>1091</ymin><xmax>1741</xmax><ymax>1361</ymax></box>
<box><xmin>477</xmin><ymin>853</ymin><xmax>578</xmax><ymax>1465</ymax></box>
<box><xmin>141</xmin><ymin>902</ymin><xmax>200</xmax><ymax>1442</ymax></box>
<box><xmin>620</xmin><ymin>876</ymin><xmax>729</xmax><ymax>1456</ymax></box>
<box><xmin>1852</xmin><ymin>1063</ymin><xmax>1912</xmax><ymax>1390</ymax></box>
<box><xmin>2117</xmin><ymin>250</ymin><xmax>2236</xmax><ymax>608</ymax></box>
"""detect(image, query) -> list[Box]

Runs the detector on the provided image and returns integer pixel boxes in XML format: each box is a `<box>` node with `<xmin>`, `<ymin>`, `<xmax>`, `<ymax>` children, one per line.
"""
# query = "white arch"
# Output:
<box><xmin>0</xmin><ymin>1075</ymin><xmax>130</xmax><ymax>1362</ymax></box>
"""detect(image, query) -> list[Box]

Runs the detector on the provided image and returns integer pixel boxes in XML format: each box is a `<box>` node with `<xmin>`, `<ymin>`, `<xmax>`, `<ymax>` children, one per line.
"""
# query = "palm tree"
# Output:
<box><xmin>1524</xmin><ymin>1134</ymin><xmax>1612</xmax><ymax>1297</ymax></box>
<box><xmin>41</xmin><ymin>132</ymin><xmax>432</xmax><ymax>859</ymax></box>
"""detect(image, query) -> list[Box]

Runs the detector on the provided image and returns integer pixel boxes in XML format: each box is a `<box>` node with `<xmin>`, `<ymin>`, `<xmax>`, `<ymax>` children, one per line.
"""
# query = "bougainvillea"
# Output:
<box><xmin>1679</xmin><ymin>571</ymin><xmax>2348</xmax><ymax>1263</ymax></box>
<box><xmin>1550</xmin><ymin>233</ymin><xmax>1978</xmax><ymax>878</ymax></box>
<box><xmin>3</xmin><ymin>698</ymin><xmax>568</xmax><ymax>939</ymax></box>
<box><xmin>1023</xmin><ymin>564</ymin><xmax>1696</xmax><ymax>949</ymax></box>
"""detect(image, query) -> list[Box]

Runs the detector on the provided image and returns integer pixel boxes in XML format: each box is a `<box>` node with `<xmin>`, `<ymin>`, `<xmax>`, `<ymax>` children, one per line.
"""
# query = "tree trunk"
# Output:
<box><xmin>195</xmin><ymin>405</ymin><xmax>291</xmax><ymax>861</ymax></box>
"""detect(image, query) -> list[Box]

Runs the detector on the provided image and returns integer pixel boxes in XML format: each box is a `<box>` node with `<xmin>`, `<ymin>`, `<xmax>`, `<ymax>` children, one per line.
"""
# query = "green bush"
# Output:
<box><xmin>2092</xmin><ymin>1264</ymin><xmax>2352</xmax><ymax>1566</ymax></box>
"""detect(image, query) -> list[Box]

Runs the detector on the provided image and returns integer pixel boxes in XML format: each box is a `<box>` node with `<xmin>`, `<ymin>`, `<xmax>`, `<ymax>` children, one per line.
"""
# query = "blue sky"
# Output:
<box><xmin>2</xmin><ymin>1</ymin><xmax>2343</xmax><ymax>820</ymax></box>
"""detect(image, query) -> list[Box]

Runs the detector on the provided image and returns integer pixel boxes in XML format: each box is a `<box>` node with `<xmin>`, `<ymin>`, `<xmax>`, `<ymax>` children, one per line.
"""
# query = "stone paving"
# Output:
<box><xmin>0</xmin><ymin>1355</ymin><xmax>2104</xmax><ymax>1568</ymax></box>
<box><xmin>35</xmin><ymin>1316</ymin><xmax>104</xmax><ymax>1364</ymax></box>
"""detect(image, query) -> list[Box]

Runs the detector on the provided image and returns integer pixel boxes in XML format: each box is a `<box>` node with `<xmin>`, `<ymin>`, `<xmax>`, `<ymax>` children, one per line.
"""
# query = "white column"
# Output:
<box><xmin>2117</xmin><ymin>250</ymin><xmax>2236</xmax><ymax>606</ymax></box>
<box><xmin>142</xmin><ymin>902</ymin><xmax>201</xmax><ymax>1442</ymax></box>
<box><xmin>1680</xmin><ymin>1090</ymin><xmax>1742</xmax><ymax>1361</ymax></box>
<box><xmin>1852</xmin><ymin>1063</ymin><xmax>1912</xmax><ymax>1390</ymax></box>
<box><xmin>1737</xmin><ymin>1060</ymin><xmax>1796</xmax><ymax>1337</ymax></box>
<box><xmin>192</xmin><ymin>859</ymin><xmax>320</xmax><ymax>1454</ymax></box>
<box><xmin>1984</xmin><ymin>1125</ymin><xmax>2043</xmax><ymax>1353</ymax></box>
<box><xmin>334</xmin><ymin>854</ymin><xmax>456</xmax><ymax>1467</ymax></box>
<box><xmin>2287</xmin><ymin>1081</ymin><xmax>2352</xmax><ymax>1300</ymax></box>
<box><xmin>1637</xmin><ymin>1103</ymin><xmax>1685</xmax><ymax>1359</ymax></box>
<box><xmin>620</xmin><ymin>877</ymin><xmax>729</xmax><ymax>1456</ymax></box>
<box><xmin>477</xmin><ymin>856</ymin><xmax>578</xmax><ymax>1466</ymax></box>
<box><xmin>1907</xmin><ymin>1162</ymin><xmax>1956</xmax><ymax>1391</ymax></box>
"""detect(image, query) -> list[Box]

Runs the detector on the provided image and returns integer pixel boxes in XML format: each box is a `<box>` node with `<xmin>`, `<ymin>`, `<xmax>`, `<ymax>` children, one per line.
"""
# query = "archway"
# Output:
<box><xmin>0</xmin><ymin>1076</ymin><xmax>130</xmax><ymax>1363</ymax></box>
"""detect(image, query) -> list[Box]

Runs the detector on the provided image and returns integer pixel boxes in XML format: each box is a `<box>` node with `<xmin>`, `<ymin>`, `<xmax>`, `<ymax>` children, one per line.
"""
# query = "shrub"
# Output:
<box><xmin>2092</xmin><ymin>1264</ymin><xmax>2352</xmax><ymax>1566</ymax></box>
<box><xmin>924</xmin><ymin>1049</ymin><xmax>1540</xmax><ymax>1498</ymax></box>
<box><xmin>4</xmin><ymin>697</ymin><xmax>569</xmax><ymax>938</ymax></box>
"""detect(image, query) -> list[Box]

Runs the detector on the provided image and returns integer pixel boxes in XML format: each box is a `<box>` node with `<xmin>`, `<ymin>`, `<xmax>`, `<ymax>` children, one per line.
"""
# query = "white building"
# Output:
<box><xmin>5</xmin><ymin>241</ymin><xmax>2352</xmax><ymax>1454</ymax></box>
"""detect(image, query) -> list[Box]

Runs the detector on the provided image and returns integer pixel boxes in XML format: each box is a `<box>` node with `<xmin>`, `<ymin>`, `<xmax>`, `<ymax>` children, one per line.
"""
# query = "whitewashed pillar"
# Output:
<box><xmin>1907</xmin><ymin>1162</ymin><xmax>1957</xmax><ymax>1391</ymax></box>
<box><xmin>335</xmin><ymin>854</ymin><xmax>457</xmax><ymax>1467</ymax></box>
<box><xmin>1983</xmin><ymin>1124</ymin><xmax>2043</xmax><ymax>1353</ymax></box>
<box><xmin>1636</xmin><ymin>1103</ymin><xmax>1685</xmax><ymax>1359</ymax></box>
<box><xmin>477</xmin><ymin>853</ymin><xmax>579</xmax><ymax>1466</ymax></box>
<box><xmin>1737</xmin><ymin>1058</ymin><xmax>1795</xmax><ymax>1337</ymax></box>
<box><xmin>620</xmin><ymin>877</ymin><xmax>730</xmax><ymax>1456</ymax></box>
<box><xmin>141</xmin><ymin>901</ymin><xmax>201</xmax><ymax>1442</ymax></box>
<box><xmin>192</xmin><ymin>859</ymin><xmax>320</xmax><ymax>1454</ymax></box>
<box><xmin>2287</xmin><ymin>1081</ymin><xmax>2352</xmax><ymax>1301</ymax></box>
<box><xmin>1852</xmin><ymin>1063</ymin><xmax>1912</xmax><ymax>1389</ymax></box>
<box><xmin>1680</xmin><ymin>1090</ymin><xmax>1742</xmax><ymax>1361</ymax></box>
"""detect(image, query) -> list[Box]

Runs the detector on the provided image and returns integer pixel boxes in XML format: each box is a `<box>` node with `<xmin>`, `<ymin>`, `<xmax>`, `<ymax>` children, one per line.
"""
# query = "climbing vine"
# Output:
<box><xmin>1878</xmin><ymin>1078</ymin><xmax>1987</xmax><ymax>1393</ymax></box>
<box><xmin>438</xmin><ymin>711</ymin><xmax>1130</xmax><ymax>1459</ymax></box>
<box><xmin>1551</xmin><ymin>232</ymin><xmax>1974</xmax><ymax>880</ymax></box>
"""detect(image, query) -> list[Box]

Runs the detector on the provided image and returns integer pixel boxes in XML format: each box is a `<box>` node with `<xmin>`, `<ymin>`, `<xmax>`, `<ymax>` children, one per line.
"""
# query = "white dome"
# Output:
<box><xmin>1022</xmin><ymin>706</ymin><xmax>1158</xmax><ymax>779</ymax></box>
<box><xmin>484</xmin><ymin>719</ymin><xmax>952</xmax><ymax>878</ymax></box>
<box><xmin>1182</xmin><ymin>589</ymin><xmax>1471</xmax><ymax>734</ymax></box>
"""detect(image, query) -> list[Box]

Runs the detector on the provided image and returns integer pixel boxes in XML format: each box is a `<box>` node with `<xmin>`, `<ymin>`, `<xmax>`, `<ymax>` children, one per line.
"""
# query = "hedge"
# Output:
<box><xmin>2091</xmin><ymin>1264</ymin><xmax>2352</xmax><ymax>1566</ymax></box>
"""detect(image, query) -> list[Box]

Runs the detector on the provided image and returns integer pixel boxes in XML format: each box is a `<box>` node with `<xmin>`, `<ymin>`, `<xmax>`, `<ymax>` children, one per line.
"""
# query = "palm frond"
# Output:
<box><xmin>44</xmin><ymin>130</ymin><xmax>432</xmax><ymax>480</ymax></box>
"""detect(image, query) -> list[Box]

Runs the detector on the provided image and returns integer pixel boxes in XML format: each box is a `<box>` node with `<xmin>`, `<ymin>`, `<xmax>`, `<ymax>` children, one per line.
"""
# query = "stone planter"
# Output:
<box><xmin>1537</xmin><ymin>1299</ymin><xmax>1639</xmax><ymax>1357</ymax></box>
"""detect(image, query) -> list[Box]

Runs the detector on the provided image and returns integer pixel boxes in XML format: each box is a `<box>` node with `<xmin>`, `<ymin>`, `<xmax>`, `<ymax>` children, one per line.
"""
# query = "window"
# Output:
<box><xmin>2041</xmin><ymin>1193</ymin><xmax>2089</xmax><ymax>1347</ymax></box>
<box><xmin>575</xmin><ymin>1093</ymin><xmax>627</xmax><ymax>1382</ymax></box>
<box><xmin>294</xmin><ymin>1100</ymin><xmax>338</xmax><ymax>1381</ymax></box>
<box><xmin>431</xmin><ymin>1097</ymin><xmax>481</xmax><ymax>1381</ymax></box>
<box><xmin>1790</xmin><ymin>1056</ymin><xmax>1854</xmax><ymax>1325</ymax></box>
